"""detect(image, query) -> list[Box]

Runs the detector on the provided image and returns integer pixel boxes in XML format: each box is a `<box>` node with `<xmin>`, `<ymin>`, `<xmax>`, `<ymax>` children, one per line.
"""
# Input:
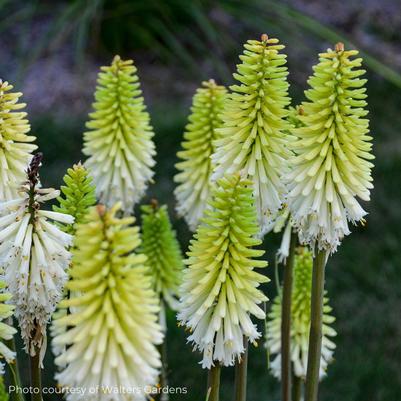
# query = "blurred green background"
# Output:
<box><xmin>1</xmin><ymin>0</ymin><xmax>401</xmax><ymax>400</ymax></box>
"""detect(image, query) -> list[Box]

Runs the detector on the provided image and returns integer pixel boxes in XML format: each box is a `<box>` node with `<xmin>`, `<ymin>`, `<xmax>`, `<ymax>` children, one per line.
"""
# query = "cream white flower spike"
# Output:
<box><xmin>178</xmin><ymin>174</ymin><xmax>269</xmax><ymax>369</ymax></box>
<box><xmin>211</xmin><ymin>35</ymin><xmax>291</xmax><ymax>235</ymax></box>
<box><xmin>53</xmin><ymin>204</ymin><xmax>162</xmax><ymax>400</ymax></box>
<box><xmin>0</xmin><ymin>279</ymin><xmax>17</xmax><ymax>374</ymax></box>
<box><xmin>266</xmin><ymin>247</ymin><xmax>336</xmax><ymax>380</ymax></box>
<box><xmin>0</xmin><ymin>154</ymin><xmax>73</xmax><ymax>357</ymax></box>
<box><xmin>140</xmin><ymin>202</ymin><xmax>183</xmax><ymax>310</ymax></box>
<box><xmin>83</xmin><ymin>56</ymin><xmax>156</xmax><ymax>213</ymax></box>
<box><xmin>285</xmin><ymin>44</ymin><xmax>374</xmax><ymax>252</ymax></box>
<box><xmin>174</xmin><ymin>80</ymin><xmax>227</xmax><ymax>231</ymax></box>
<box><xmin>0</xmin><ymin>80</ymin><xmax>37</xmax><ymax>200</ymax></box>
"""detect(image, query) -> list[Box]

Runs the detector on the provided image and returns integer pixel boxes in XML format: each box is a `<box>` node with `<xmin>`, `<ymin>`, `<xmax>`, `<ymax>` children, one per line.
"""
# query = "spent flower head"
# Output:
<box><xmin>0</xmin><ymin>153</ymin><xmax>73</xmax><ymax>357</ymax></box>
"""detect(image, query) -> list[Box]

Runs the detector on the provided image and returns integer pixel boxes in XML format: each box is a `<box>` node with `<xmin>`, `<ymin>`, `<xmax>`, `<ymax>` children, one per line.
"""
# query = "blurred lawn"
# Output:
<box><xmin>20</xmin><ymin>72</ymin><xmax>401</xmax><ymax>401</ymax></box>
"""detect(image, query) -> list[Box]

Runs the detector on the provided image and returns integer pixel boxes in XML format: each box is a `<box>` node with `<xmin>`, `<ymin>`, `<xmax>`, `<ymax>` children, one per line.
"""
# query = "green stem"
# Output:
<box><xmin>281</xmin><ymin>232</ymin><xmax>297</xmax><ymax>401</ymax></box>
<box><xmin>292</xmin><ymin>373</ymin><xmax>302</xmax><ymax>401</ymax></box>
<box><xmin>30</xmin><ymin>352</ymin><xmax>42</xmax><ymax>401</ymax></box>
<box><xmin>5</xmin><ymin>323</ymin><xmax>25</xmax><ymax>401</ymax></box>
<box><xmin>304</xmin><ymin>248</ymin><xmax>327</xmax><ymax>401</ymax></box>
<box><xmin>206</xmin><ymin>363</ymin><xmax>221</xmax><ymax>401</ymax></box>
<box><xmin>158</xmin><ymin>301</ymin><xmax>169</xmax><ymax>401</ymax></box>
<box><xmin>234</xmin><ymin>339</ymin><xmax>248</xmax><ymax>401</ymax></box>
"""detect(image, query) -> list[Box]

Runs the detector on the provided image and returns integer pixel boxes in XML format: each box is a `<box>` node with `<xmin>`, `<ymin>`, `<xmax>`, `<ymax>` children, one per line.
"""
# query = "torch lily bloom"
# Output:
<box><xmin>266</xmin><ymin>247</ymin><xmax>336</xmax><ymax>380</ymax></box>
<box><xmin>211</xmin><ymin>35</ymin><xmax>291</xmax><ymax>235</ymax></box>
<box><xmin>83</xmin><ymin>56</ymin><xmax>156</xmax><ymax>214</ymax></box>
<box><xmin>285</xmin><ymin>43</ymin><xmax>374</xmax><ymax>252</ymax></box>
<box><xmin>174</xmin><ymin>79</ymin><xmax>227</xmax><ymax>231</ymax></box>
<box><xmin>0</xmin><ymin>80</ymin><xmax>37</xmax><ymax>200</ymax></box>
<box><xmin>178</xmin><ymin>174</ymin><xmax>269</xmax><ymax>368</ymax></box>
<box><xmin>0</xmin><ymin>279</ymin><xmax>17</xmax><ymax>374</ymax></box>
<box><xmin>53</xmin><ymin>204</ymin><xmax>163</xmax><ymax>399</ymax></box>
<box><xmin>53</xmin><ymin>162</ymin><xmax>96</xmax><ymax>234</ymax></box>
<box><xmin>141</xmin><ymin>202</ymin><xmax>183</xmax><ymax>311</ymax></box>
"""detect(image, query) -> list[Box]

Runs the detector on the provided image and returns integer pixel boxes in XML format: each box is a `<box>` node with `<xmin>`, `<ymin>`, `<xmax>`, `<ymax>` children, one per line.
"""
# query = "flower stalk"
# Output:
<box><xmin>305</xmin><ymin>249</ymin><xmax>327</xmax><ymax>401</ymax></box>
<box><xmin>266</xmin><ymin>247</ymin><xmax>335</xmax><ymax>381</ymax></box>
<box><xmin>30</xmin><ymin>350</ymin><xmax>42</xmax><ymax>401</ymax></box>
<box><xmin>234</xmin><ymin>339</ymin><xmax>248</xmax><ymax>401</ymax></box>
<box><xmin>5</xmin><ymin>320</ymin><xmax>24</xmax><ymax>401</ymax></box>
<box><xmin>281</xmin><ymin>232</ymin><xmax>297</xmax><ymax>401</ymax></box>
<box><xmin>207</xmin><ymin>364</ymin><xmax>221</xmax><ymax>401</ymax></box>
<box><xmin>158</xmin><ymin>301</ymin><xmax>169</xmax><ymax>401</ymax></box>
<box><xmin>8</xmin><ymin>366</ymin><xmax>25</xmax><ymax>401</ymax></box>
<box><xmin>292</xmin><ymin>373</ymin><xmax>302</xmax><ymax>401</ymax></box>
